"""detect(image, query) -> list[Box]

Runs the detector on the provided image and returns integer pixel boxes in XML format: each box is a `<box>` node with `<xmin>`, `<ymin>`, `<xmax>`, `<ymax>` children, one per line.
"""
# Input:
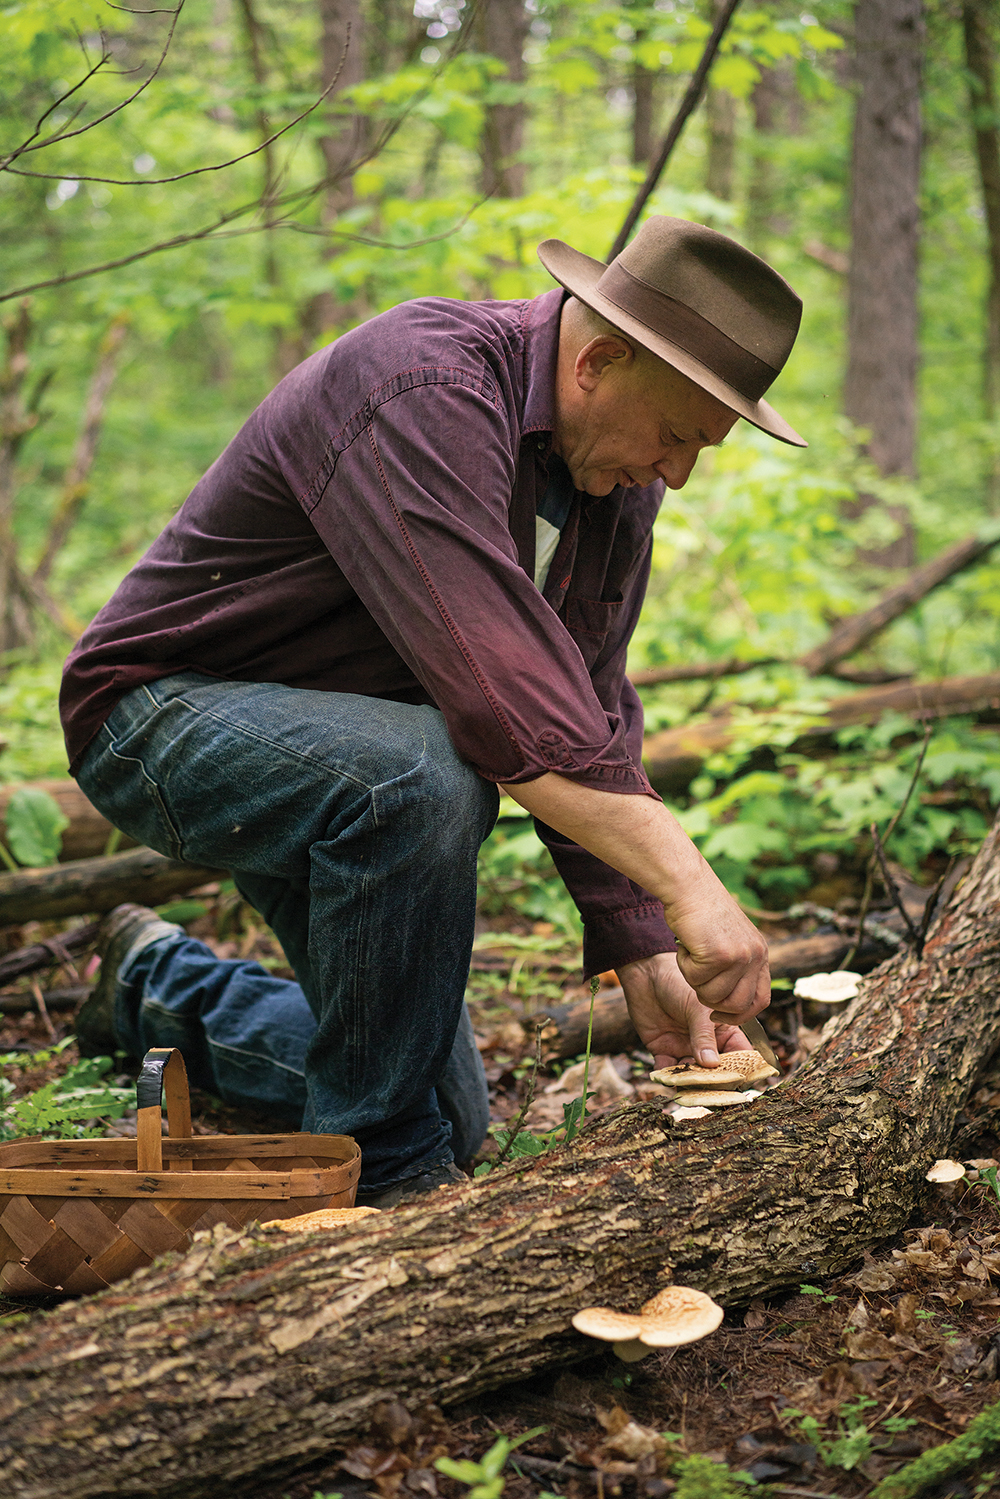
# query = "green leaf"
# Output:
<box><xmin>4</xmin><ymin>786</ymin><xmax>68</xmax><ymax>867</ymax></box>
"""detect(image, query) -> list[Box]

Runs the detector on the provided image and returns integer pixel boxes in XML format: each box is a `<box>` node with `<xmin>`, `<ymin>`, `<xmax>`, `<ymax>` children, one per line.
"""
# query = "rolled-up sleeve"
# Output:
<box><xmin>532</xmin><ymin>534</ymin><xmax>676</xmax><ymax>977</ymax></box>
<box><xmin>304</xmin><ymin>373</ymin><xmax>655</xmax><ymax>795</ymax></box>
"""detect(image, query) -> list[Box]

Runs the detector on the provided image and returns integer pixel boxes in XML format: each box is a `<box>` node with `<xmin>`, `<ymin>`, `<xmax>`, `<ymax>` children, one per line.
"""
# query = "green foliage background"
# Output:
<box><xmin>2</xmin><ymin>0</ymin><xmax>1000</xmax><ymax>910</ymax></box>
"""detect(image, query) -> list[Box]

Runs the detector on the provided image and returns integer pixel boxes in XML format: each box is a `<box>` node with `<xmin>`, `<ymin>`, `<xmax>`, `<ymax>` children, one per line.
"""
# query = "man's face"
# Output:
<box><xmin>555</xmin><ymin>334</ymin><xmax>739</xmax><ymax>497</ymax></box>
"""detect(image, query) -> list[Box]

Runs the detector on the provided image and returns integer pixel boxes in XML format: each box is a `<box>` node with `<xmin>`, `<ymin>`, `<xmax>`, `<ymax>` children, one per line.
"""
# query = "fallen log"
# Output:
<box><xmin>0</xmin><ymin>847</ymin><xmax>223</xmax><ymax>925</ymax></box>
<box><xmin>3</xmin><ymin>821</ymin><xmax>1000</xmax><ymax>1499</ymax></box>
<box><xmin>643</xmin><ymin>670</ymin><xmax>1000</xmax><ymax>793</ymax></box>
<box><xmin>0</xmin><ymin>780</ymin><xmax>136</xmax><ymax>864</ymax></box>
<box><xmin>533</xmin><ymin>928</ymin><xmax>899</xmax><ymax>1061</ymax></box>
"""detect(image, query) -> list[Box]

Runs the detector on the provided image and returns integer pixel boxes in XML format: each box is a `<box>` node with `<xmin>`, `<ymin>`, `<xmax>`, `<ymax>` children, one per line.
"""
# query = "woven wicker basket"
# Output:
<box><xmin>0</xmin><ymin>1046</ymin><xmax>361</xmax><ymax>1295</ymax></box>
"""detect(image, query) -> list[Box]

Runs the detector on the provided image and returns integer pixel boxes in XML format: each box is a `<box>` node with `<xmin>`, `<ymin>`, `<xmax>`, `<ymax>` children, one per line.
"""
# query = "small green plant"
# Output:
<box><xmin>434</xmin><ymin>1427</ymin><xmax>546</xmax><ymax>1499</ymax></box>
<box><xmin>799</xmin><ymin>1283</ymin><xmax>837</xmax><ymax>1303</ymax></box>
<box><xmin>671</xmin><ymin>1453</ymin><xmax>759</xmax><ymax>1496</ymax></box>
<box><xmin>0</xmin><ymin>786</ymin><xmax>68</xmax><ymax>870</ymax></box>
<box><xmin>915</xmin><ymin>1307</ymin><xmax>937</xmax><ymax>1320</ymax></box>
<box><xmin>474</xmin><ymin>980</ymin><xmax>599</xmax><ymax>1176</ymax></box>
<box><xmin>870</xmin><ymin>1395</ymin><xmax>1000</xmax><ymax>1497</ymax></box>
<box><xmin>0</xmin><ymin>1043</ymin><xmax>135</xmax><ymax>1140</ymax></box>
<box><xmin>787</xmin><ymin>1397</ymin><xmax>876</xmax><ymax>1473</ymax></box>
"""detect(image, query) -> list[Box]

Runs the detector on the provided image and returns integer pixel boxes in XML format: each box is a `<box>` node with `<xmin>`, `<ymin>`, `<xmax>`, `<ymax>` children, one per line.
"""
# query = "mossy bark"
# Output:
<box><xmin>3</xmin><ymin>823</ymin><xmax>1000</xmax><ymax>1499</ymax></box>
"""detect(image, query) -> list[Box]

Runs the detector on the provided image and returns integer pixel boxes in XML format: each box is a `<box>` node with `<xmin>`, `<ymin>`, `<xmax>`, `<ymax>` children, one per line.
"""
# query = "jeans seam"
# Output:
<box><xmin>166</xmin><ymin>693</ymin><xmax>376</xmax><ymax>791</ymax></box>
<box><xmin>103</xmin><ymin>743</ymin><xmax>184</xmax><ymax>861</ymax></box>
<box><xmin>204</xmin><ymin>1039</ymin><xmax>306</xmax><ymax>1079</ymax></box>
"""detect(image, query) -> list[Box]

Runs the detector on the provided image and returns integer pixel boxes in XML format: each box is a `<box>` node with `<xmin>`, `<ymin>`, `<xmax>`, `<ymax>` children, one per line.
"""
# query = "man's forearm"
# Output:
<box><xmin>498</xmin><ymin>773</ymin><xmax>715</xmax><ymax>926</ymax></box>
<box><xmin>498</xmin><ymin>771</ymin><xmax>769</xmax><ymax>1018</ymax></box>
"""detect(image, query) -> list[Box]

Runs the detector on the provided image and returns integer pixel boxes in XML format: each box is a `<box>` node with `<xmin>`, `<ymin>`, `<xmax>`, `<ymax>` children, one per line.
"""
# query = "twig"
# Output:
<box><xmin>29</xmin><ymin>979</ymin><xmax>58</xmax><ymax>1043</ymax></box>
<box><xmin>492</xmin><ymin>1021</ymin><xmax>543</xmax><ymax>1170</ymax></box>
<box><xmin>841</xmin><ymin>860</ymin><xmax>875</xmax><ymax>971</ymax></box>
<box><xmin>884</xmin><ymin>723</ymin><xmax>933</xmax><ymax>846</ymax></box>
<box><xmin>870</xmin><ymin>825</ymin><xmax>921</xmax><ymax>947</ymax></box>
<box><xmin>917</xmin><ymin>854</ymin><xmax>958</xmax><ymax>950</ymax></box>
<box><xmin>842</xmin><ymin>724</ymin><xmax>933</xmax><ymax>967</ymax></box>
<box><xmin>608</xmin><ymin>0</ymin><xmax>742</xmax><ymax>260</ymax></box>
<box><xmin>1</xmin><ymin>3</ymin><xmax>187</xmax><ymax>171</ymax></box>
<box><xmin>5</xmin><ymin>33</ymin><xmax>351</xmax><ymax>188</ymax></box>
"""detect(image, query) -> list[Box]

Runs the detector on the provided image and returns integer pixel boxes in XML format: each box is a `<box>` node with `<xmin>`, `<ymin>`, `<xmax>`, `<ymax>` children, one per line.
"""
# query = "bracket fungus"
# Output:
<box><xmin>793</xmin><ymin>970</ymin><xmax>862</xmax><ymax>1003</ymax></box>
<box><xmin>651</xmin><ymin>1050</ymin><xmax>778</xmax><ymax>1091</ymax></box>
<box><xmin>573</xmin><ymin>1287</ymin><xmax>724</xmax><ymax>1362</ymax></box>
<box><xmin>925</xmin><ymin>1159</ymin><xmax>967</xmax><ymax>1184</ymax></box>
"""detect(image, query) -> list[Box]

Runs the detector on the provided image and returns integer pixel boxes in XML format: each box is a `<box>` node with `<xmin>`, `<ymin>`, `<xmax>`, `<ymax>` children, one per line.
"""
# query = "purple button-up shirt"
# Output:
<box><xmin>60</xmin><ymin>288</ymin><xmax>675</xmax><ymax>975</ymax></box>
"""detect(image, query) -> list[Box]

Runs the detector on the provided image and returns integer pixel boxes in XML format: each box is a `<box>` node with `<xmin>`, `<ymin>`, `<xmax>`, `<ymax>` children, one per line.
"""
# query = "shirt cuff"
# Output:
<box><xmin>582</xmin><ymin>901</ymin><xmax>677</xmax><ymax>980</ymax></box>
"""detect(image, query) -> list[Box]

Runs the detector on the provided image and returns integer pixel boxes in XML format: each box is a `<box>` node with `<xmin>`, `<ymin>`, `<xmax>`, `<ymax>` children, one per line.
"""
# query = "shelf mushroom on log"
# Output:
<box><xmin>3</xmin><ymin>820</ymin><xmax>1000</xmax><ymax>1498</ymax></box>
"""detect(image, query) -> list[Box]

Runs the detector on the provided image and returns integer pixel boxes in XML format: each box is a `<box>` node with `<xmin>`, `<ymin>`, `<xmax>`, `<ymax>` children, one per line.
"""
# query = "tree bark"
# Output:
<box><xmin>706</xmin><ymin>85</ymin><xmax>735</xmax><ymax>200</ymax></box>
<box><xmin>0</xmin><ymin>303</ymin><xmax>37</xmax><ymax>654</ymax></box>
<box><xmin>0</xmin><ymin>848</ymin><xmax>224</xmax><ymax>925</ymax></box>
<box><xmin>962</xmin><ymin>0</ymin><xmax>1000</xmax><ymax>506</ymax></box>
<box><xmin>3</xmin><ymin>821</ymin><xmax>1000</xmax><ymax>1498</ymax></box>
<box><xmin>478</xmin><ymin>0</ymin><xmax>529</xmax><ymax>198</ymax></box>
<box><xmin>642</xmin><ymin>670</ymin><xmax>1000</xmax><ymax>794</ymax></box>
<box><xmin>32</xmin><ymin>319</ymin><xmax>127</xmax><ymax>587</ymax></box>
<box><xmin>745</xmin><ymin>66</ymin><xmax>780</xmax><ymax>253</ymax></box>
<box><xmin>843</xmin><ymin>0</ymin><xmax>923</xmax><ymax>565</ymax></box>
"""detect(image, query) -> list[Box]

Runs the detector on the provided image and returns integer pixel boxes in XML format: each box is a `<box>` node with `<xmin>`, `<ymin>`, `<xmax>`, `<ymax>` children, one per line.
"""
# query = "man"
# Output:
<box><xmin>61</xmin><ymin>216</ymin><xmax>805</xmax><ymax>1206</ymax></box>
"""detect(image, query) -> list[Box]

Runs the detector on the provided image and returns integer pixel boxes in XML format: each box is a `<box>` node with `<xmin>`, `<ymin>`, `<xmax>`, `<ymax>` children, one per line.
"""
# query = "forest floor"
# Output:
<box><xmin>4</xmin><ymin>891</ymin><xmax>1000</xmax><ymax>1498</ymax></box>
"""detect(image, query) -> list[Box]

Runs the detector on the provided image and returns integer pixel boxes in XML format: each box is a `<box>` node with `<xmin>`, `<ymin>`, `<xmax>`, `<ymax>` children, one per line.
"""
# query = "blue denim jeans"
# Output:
<box><xmin>76</xmin><ymin>673</ymin><xmax>499</xmax><ymax>1194</ymax></box>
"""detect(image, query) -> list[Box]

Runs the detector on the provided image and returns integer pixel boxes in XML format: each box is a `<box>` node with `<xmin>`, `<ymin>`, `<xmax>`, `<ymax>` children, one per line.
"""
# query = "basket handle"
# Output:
<box><xmin>136</xmin><ymin>1047</ymin><xmax>193</xmax><ymax>1174</ymax></box>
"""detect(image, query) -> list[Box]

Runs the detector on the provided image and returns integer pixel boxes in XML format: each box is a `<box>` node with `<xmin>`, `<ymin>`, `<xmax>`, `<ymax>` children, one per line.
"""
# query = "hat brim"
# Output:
<box><xmin>537</xmin><ymin>239</ymin><xmax>807</xmax><ymax>449</ymax></box>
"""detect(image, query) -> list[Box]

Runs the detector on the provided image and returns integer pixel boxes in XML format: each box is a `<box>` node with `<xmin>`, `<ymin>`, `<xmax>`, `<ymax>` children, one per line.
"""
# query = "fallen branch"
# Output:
<box><xmin>4</xmin><ymin>818</ymin><xmax>998</xmax><ymax>1497</ymax></box>
<box><xmin>0</xmin><ymin>847</ymin><xmax>223</xmax><ymax>925</ymax></box>
<box><xmin>631</xmin><ymin>529</ymin><xmax>1000</xmax><ymax>689</ymax></box>
<box><xmin>0</xmin><ymin>922</ymin><xmax>98</xmax><ymax>985</ymax></box>
<box><xmin>642</xmin><ymin>670</ymin><xmax>1000</xmax><ymax>794</ymax></box>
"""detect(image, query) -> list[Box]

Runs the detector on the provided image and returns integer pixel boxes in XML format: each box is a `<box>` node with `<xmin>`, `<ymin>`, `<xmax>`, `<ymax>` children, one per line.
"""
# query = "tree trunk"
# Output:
<box><xmin>3</xmin><ymin>820</ymin><xmax>1000</xmax><ymax>1498</ymax></box>
<box><xmin>32</xmin><ymin>320</ymin><xmax>127</xmax><ymax>588</ymax></box>
<box><xmin>744</xmin><ymin>67</ymin><xmax>780</xmax><ymax>254</ymax></box>
<box><xmin>0</xmin><ymin>848</ymin><xmax>224</xmax><ymax>925</ymax></box>
<box><xmin>962</xmin><ymin>0</ymin><xmax>1000</xmax><ymax>507</ymax></box>
<box><xmin>0</xmin><ymin>303</ymin><xmax>37</xmax><ymax>654</ymax></box>
<box><xmin>629</xmin><ymin>0</ymin><xmax>655</xmax><ymax>169</ymax></box>
<box><xmin>478</xmin><ymin>0</ymin><xmax>529</xmax><ymax>198</ymax></box>
<box><xmin>843</xmin><ymin>0</ymin><xmax>923</xmax><ymax>566</ymax></box>
<box><xmin>706</xmin><ymin>86</ymin><xmax>735</xmax><ymax>200</ymax></box>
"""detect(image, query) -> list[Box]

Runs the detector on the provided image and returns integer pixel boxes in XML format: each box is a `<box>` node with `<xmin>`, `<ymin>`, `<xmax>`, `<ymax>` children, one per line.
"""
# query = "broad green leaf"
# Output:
<box><xmin>5</xmin><ymin>787</ymin><xmax>69</xmax><ymax>868</ymax></box>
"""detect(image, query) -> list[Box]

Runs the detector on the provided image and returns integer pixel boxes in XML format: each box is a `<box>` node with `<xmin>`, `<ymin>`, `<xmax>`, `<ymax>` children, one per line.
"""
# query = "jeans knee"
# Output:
<box><xmin>410</xmin><ymin>715</ymin><xmax>498</xmax><ymax>846</ymax></box>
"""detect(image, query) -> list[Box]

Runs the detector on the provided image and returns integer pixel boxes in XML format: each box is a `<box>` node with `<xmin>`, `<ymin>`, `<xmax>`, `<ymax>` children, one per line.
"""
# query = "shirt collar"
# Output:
<box><xmin>521</xmin><ymin>288</ymin><xmax>567</xmax><ymax>449</ymax></box>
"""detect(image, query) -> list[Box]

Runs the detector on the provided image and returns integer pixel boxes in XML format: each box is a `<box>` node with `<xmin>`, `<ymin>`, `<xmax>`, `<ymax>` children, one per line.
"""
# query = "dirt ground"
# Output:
<box><xmin>4</xmin><ymin>891</ymin><xmax>1000</xmax><ymax>1498</ymax></box>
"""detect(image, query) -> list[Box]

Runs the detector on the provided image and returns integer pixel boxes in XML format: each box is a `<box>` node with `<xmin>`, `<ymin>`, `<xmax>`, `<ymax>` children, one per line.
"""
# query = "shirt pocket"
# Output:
<box><xmin>563</xmin><ymin>595</ymin><xmax>623</xmax><ymax>670</ymax></box>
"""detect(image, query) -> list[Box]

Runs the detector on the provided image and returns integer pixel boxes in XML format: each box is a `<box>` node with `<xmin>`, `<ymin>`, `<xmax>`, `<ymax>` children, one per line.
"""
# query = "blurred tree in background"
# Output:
<box><xmin>2</xmin><ymin>0</ymin><xmax>1000</xmax><ymax>911</ymax></box>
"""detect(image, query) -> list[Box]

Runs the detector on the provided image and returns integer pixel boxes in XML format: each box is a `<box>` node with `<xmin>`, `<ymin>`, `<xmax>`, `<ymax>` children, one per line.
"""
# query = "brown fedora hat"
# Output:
<box><xmin>537</xmin><ymin>216</ymin><xmax>806</xmax><ymax>447</ymax></box>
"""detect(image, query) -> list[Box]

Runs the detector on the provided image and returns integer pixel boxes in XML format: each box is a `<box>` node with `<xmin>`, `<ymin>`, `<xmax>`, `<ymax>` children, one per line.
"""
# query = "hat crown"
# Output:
<box><xmin>608</xmin><ymin>216</ymin><xmax>801</xmax><ymax>371</ymax></box>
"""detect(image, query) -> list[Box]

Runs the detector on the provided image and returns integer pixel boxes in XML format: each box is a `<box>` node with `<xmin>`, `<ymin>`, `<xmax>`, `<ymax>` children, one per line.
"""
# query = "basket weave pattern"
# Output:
<box><xmin>0</xmin><ymin>1048</ymin><xmax>361</xmax><ymax>1296</ymax></box>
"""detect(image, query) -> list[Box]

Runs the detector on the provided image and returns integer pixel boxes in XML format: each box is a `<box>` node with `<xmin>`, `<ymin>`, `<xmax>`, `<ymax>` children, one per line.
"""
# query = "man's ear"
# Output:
<box><xmin>574</xmin><ymin>334</ymin><xmax>634</xmax><ymax>392</ymax></box>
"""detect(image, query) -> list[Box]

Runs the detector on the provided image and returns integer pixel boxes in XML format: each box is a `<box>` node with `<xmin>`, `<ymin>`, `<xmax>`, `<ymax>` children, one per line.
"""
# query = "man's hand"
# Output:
<box><xmin>663</xmin><ymin>873</ymin><xmax>771</xmax><ymax>1025</ymax></box>
<box><xmin>618</xmin><ymin>950</ymin><xmax>757</xmax><ymax>1069</ymax></box>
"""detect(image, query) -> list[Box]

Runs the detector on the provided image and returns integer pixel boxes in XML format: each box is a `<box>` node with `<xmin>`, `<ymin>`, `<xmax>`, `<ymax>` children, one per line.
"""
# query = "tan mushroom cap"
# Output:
<box><xmin>925</xmin><ymin>1159</ymin><xmax>967</xmax><ymax>1184</ymax></box>
<box><xmin>638</xmin><ymin>1287</ymin><xmax>725</xmax><ymax>1347</ymax></box>
<box><xmin>793</xmin><ymin>970</ymin><xmax>862</xmax><ymax>1003</ymax></box>
<box><xmin>651</xmin><ymin>1049</ymin><xmax>778</xmax><ymax>1090</ymax></box>
<box><xmin>270</xmin><ymin>1206</ymin><xmax>381</xmax><ymax>1232</ymax></box>
<box><xmin>674</xmin><ymin>1089</ymin><xmax>762</xmax><ymax>1107</ymax></box>
<box><xmin>572</xmin><ymin>1307</ymin><xmax>644</xmax><ymax>1341</ymax></box>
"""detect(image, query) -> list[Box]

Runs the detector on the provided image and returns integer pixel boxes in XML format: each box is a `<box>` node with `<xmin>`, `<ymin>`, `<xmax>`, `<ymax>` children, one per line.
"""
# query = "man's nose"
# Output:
<box><xmin>655</xmin><ymin>446</ymin><xmax>702</xmax><ymax>490</ymax></box>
